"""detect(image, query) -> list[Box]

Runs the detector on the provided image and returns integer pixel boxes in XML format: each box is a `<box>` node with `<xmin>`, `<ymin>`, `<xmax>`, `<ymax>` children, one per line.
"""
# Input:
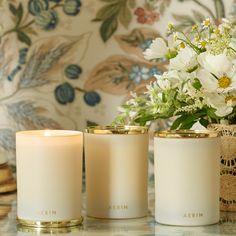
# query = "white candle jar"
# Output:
<box><xmin>84</xmin><ymin>126</ymin><xmax>149</xmax><ymax>219</ymax></box>
<box><xmin>154</xmin><ymin>130</ymin><xmax>220</xmax><ymax>226</ymax></box>
<box><xmin>16</xmin><ymin>130</ymin><xmax>83</xmax><ymax>228</ymax></box>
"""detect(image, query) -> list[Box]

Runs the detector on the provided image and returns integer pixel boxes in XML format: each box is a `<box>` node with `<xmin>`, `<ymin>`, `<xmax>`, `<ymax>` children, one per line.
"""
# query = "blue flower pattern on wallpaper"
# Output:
<box><xmin>0</xmin><ymin>0</ymin><xmax>234</xmax><ymax>168</ymax></box>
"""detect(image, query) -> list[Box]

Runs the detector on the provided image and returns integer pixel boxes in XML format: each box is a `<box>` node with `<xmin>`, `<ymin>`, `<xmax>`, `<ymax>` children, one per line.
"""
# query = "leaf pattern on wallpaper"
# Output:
<box><xmin>19</xmin><ymin>33</ymin><xmax>91</xmax><ymax>89</ymax></box>
<box><xmin>0</xmin><ymin>36</ymin><xmax>20</xmax><ymax>84</ymax></box>
<box><xmin>94</xmin><ymin>0</ymin><xmax>135</xmax><ymax>42</ymax></box>
<box><xmin>0</xmin><ymin>129</ymin><xmax>16</xmax><ymax>152</ymax></box>
<box><xmin>84</xmin><ymin>55</ymin><xmax>166</xmax><ymax>95</ymax></box>
<box><xmin>6</xmin><ymin>101</ymin><xmax>61</xmax><ymax>130</ymax></box>
<box><xmin>115</xmin><ymin>28</ymin><xmax>161</xmax><ymax>59</ymax></box>
<box><xmin>174</xmin><ymin>0</ymin><xmax>225</xmax><ymax>30</ymax></box>
<box><xmin>159</xmin><ymin>0</ymin><xmax>171</xmax><ymax>15</ymax></box>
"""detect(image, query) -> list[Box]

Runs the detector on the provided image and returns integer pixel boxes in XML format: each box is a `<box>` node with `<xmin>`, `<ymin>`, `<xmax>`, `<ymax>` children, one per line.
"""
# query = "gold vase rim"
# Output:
<box><xmin>154</xmin><ymin>130</ymin><xmax>219</xmax><ymax>138</ymax></box>
<box><xmin>17</xmin><ymin>217</ymin><xmax>83</xmax><ymax>229</ymax></box>
<box><xmin>85</xmin><ymin>125</ymin><xmax>148</xmax><ymax>134</ymax></box>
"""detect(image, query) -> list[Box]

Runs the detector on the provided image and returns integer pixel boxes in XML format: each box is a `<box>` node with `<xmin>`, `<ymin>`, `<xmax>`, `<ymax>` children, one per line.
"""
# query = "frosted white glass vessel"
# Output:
<box><xmin>84</xmin><ymin>126</ymin><xmax>149</xmax><ymax>219</ymax></box>
<box><xmin>16</xmin><ymin>130</ymin><xmax>83</xmax><ymax>228</ymax></box>
<box><xmin>154</xmin><ymin>130</ymin><xmax>220</xmax><ymax>226</ymax></box>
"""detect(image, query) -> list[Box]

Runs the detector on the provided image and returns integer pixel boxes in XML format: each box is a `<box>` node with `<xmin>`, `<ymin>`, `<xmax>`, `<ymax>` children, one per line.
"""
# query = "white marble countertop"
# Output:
<box><xmin>1</xmin><ymin>191</ymin><xmax>236</xmax><ymax>236</ymax></box>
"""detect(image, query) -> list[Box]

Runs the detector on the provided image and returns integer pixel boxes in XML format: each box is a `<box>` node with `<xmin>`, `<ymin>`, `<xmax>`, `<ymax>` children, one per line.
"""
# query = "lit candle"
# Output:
<box><xmin>16</xmin><ymin>130</ymin><xmax>83</xmax><ymax>227</ymax></box>
<box><xmin>154</xmin><ymin>130</ymin><xmax>220</xmax><ymax>226</ymax></box>
<box><xmin>84</xmin><ymin>126</ymin><xmax>149</xmax><ymax>219</ymax></box>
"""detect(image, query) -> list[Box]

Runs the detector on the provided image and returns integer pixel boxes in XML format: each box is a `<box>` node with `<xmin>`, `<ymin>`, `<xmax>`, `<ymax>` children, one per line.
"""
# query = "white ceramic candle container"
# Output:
<box><xmin>16</xmin><ymin>130</ymin><xmax>83</xmax><ymax>228</ymax></box>
<box><xmin>84</xmin><ymin>126</ymin><xmax>149</xmax><ymax>219</ymax></box>
<box><xmin>154</xmin><ymin>130</ymin><xmax>220</xmax><ymax>226</ymax></box>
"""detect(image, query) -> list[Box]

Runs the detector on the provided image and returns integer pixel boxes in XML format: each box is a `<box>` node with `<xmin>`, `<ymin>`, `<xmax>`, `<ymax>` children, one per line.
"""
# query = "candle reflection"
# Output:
<box><xmin>17</xmin><ymin>226</ymin><xmax>84</xmax><ymax>236</ymax></box>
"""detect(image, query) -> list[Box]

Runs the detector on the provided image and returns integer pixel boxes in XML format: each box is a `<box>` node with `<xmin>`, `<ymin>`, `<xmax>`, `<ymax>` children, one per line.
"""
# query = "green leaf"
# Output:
<box><xmin>9</xmin><ymin>3</ymin><xmax>23</xmax><ymax>25</ymax></box>
<box><xmin>180</xmin><ymin>119</ymin><xmax>196</xmax><ymax>129</ymax></box>
<box><xmin>207</xmin><ymin>108</ymin><xmax>218</xmax><ymax>119</ymax></box>
<box><xmin>100</xmin><ymin>15</ymin><xmax>118</xmax><ymax>42</ymax></box>
<box><xmin>93</xmin><ymin>4</ymin><xmax>119</xmax><ymax>21</ymax></box>
<box><xmin>119</xmin><ymin>5</ymin><xmax>132</xmax><ymax>28</ymax></box>
<box><xmin>128</xmin><ymin>0</ymin><xmax>136</xmax><ymax>8</ymax></box>
<box><xmin>135</xmin><ymin>114</ymin><xmax>156</xmax><ymax>126</ymax></box>
<box><xmin>17</xmin><ymin>31</ymin><xmax>32</xmax><ymax>46</ymax></box>
<box><xmin>192</xmin><ymin>78</ymin><xmax>202</xmax><ymax>90</ymax></box>
<box><xmin>171</xmin><ymin>114</ymin><xmax>199</xmax><ymax>130</ymax></box>
<box><xmin>16</xmin><ymin>3</ymin><xmax>23</xmax><ymax>25</ymax></box>
<box><xmin>9</xmin><ymin>3</ymin><xmax>17</xmax><ymax>15</ymax></box>
<box><xmin>171</xmin><ymin>115</ymin><xmax>188</xmax><ymax>130</ymax></box>
<box><xmin>199</xmin><ymin>118</ymin><xmax>209</xmax><ymax>128</ymax></box>
<box><xmin>179</xmin><ymin>115</ymin><xmax>198</xmax><ymax>129</ymax></box>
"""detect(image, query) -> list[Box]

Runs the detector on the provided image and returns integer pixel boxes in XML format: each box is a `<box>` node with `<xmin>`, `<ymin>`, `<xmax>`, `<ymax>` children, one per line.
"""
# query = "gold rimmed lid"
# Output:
<box><xmin>85</xmin><ymin>125</ymin><xmax>148</xmax><ymax>134</ymax></box>
<box><xmin>155</xmin><ymin>130</ymin><xmax>219</xmax><ymax>138</ymax></box>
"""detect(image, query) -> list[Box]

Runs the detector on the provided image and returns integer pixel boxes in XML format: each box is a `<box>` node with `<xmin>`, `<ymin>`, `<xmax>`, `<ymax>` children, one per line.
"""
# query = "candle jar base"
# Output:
<box><xmin>155</xmin><ymin>217</ymin><xmax>219</xmax><ymax>227</ymax></box>
<box><xmin>17</xmin><ymin>217</ymin><xmax>83</xmax><ymax>228</ymax></box>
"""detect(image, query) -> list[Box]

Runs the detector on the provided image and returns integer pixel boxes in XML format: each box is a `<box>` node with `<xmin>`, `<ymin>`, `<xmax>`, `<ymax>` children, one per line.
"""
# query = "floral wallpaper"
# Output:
<box><xmin>0</xmin><ymin>0</ymin><xmax>235</xmax><ymax>166</ymax></box>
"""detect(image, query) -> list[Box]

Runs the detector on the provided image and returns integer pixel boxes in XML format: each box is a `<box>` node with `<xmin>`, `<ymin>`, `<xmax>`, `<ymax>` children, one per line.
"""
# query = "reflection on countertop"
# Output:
<box><xmin>1</xmin><ymin>191</ymin><xmax>236</xmax><ymax>236</ymax></box>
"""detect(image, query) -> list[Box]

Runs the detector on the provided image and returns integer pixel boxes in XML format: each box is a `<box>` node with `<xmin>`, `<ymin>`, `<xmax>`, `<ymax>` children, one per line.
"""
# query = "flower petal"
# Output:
<box><xmin>143</xmin><ymin>38</ymin><xmax>168</xmax><ymax>60</ymax></box>
<box><xmin>197</xmin><ymin>52</ymin><xmax>232</xmax><ymax>77</ymax></box>
<box><xmin>169</xmin><ymin>47</ymin><xmax>197</xmax><ymax>71</ymax></box>
<box><xmin>197</xmin><ymin>69</ymin><xmax>218</xmax><ymax>92</ymax></box>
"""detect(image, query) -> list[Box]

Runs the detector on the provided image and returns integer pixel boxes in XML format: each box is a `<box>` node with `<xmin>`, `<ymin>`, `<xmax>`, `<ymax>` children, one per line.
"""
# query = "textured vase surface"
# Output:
<box><xmin>208</xmin><ymin>124</ymin><xmax>236</xmax><ymax>212</ymax></box>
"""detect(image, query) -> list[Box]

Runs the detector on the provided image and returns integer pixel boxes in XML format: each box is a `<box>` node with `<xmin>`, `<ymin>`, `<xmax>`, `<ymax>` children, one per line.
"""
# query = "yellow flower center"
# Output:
<box><xmin>180</xmin><ymin>42</ymin><xmax>185</xmax><ymax>48</ymax></box>
<box><xmin>218</xmin><ymin>75</ymin><xmax>231</xmax><ymax>88</ymax></box>
<box><xmin>225</xmin><ymin>95</ymin><xmax>236</xmax><ymax>104</ymax></box>
<box><xmin>200</xmin><ymin>40</ymin><xmax>207</xmax><ymax>48</ymax></box>
<box><xmin>214</xmin><ymin>28</ymin><xmax>220</xmax><ymax>35</ymax></box>
<box><xmin>203</xmin><ymin>19</ymin><xmax>211</xmax><ymax>27</ymax></box>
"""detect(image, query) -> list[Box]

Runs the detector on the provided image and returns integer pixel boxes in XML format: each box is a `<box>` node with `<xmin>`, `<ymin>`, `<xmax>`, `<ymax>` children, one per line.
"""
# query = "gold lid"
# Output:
<box><xmin>155</xmin><ymin>130</ymin><xmax>219</xmax><ymax>138</ymax></box>
<box><xmin>85</xmin><ymin>125</ymin><xmax>148</xmax><ymax>135</ymax></box>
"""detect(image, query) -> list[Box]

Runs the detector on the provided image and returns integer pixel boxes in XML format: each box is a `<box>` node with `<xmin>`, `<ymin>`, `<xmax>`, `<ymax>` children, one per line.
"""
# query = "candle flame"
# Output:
<box><xmin>44</xmin><ymin>130</ymin><xmax>52</xmax><ymax>137</ymax></box>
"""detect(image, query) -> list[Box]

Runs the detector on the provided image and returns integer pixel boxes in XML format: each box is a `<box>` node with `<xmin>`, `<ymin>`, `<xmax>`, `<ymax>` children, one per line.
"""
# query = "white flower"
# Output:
<box><xmin>129</xmin><ymin>111</ymin><xmax>138</xmax><ymax>119</ymax></box>
<box><xmin>143</xmin><ymin>38</ymin><xmax>168</xmax><ymax>60</ymax></box>
<box><xmin>198</xmin><ymin>52</ymin><xmax>232</xmax><ymax>75</ymax></box>
<box><xmin>156</xmin><ymin>78</ymin><xmax>171</xmax><ymax>90</ymax></box>
<box><xmin>197</xmin><ymin>52</ymin><xmax>236</xmax><ymax>93</ymax></box>
<box><xmin>169</xmin><ymin>47</ymin><xmax>198</xmax><ymax>71</ymax></box>
<box><xmin>155</xmin><ymin>70</ymin><xmax>180</xmax><ymax>89</ymax></box>
<box><xmin>201</xmin><ymin>18</ymin><xmax>212</xmax><ymax>29</ymax></box>
<box><xmin>206</xmin><ymin>93</ymin><xmax>236</xmax><ymax>117</ymax></box>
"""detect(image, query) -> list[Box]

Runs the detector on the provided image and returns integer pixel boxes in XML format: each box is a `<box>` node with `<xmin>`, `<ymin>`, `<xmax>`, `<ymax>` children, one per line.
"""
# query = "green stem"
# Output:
<box><xmin>75</xmin><ymin>87</ymin><xmax>87</xmax><ymax>93</ymax></box>
<box><xmin>52</xmin><ymin>3</ymin><xmax>64</xmax><ymax>9</ymax></box>
<box><xmin>229</xmin><ymin>47</ymin><xmax>236</xmax><ymax>54</ymax></box>
<box><xmin>192</xmin><ymin>0</ymin><xmax>216</xmax><ymax>20</ymax></box>
<box><xmin>0</xmin><ymin>2</ymin><xmax>64</xmax><ymax>41</ymax></box>
<box><xmin>0</xmin><ymin>19</ymin><xmax>34</xmax><ymax>41</ymax></box>
<box><xmin>177</xmin><ymin>37</ymin><xmax>201</xmax><ymax>54</ymax></box>
<box><xmin>20</xmin><ymin>19</ymin><xmax>34</xmax><ymax>30</ymax></box>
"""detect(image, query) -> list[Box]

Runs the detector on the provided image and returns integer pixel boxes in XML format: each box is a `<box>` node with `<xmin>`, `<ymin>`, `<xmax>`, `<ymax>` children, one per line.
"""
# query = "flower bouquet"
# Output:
<box><xmin>116</xmin><ymin>18</ymin><xmax>236</xmax><ymax>129</ymax></box>
<box><xmin>116</xmin><ymin>18</ymin><xmax>236</xmax><ymax>212</ymax></box>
